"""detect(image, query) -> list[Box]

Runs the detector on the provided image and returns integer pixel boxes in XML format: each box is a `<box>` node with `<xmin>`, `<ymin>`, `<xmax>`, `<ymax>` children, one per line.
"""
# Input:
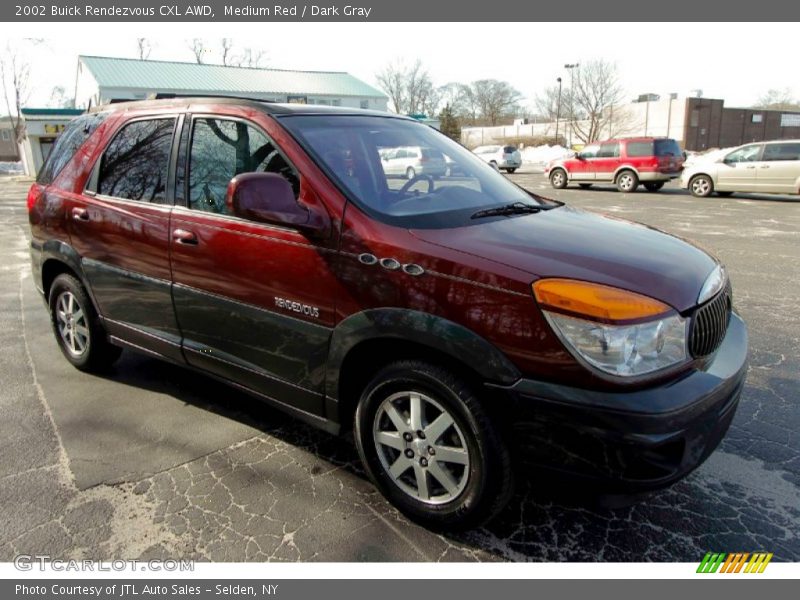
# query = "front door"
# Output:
<box><xmin>169</xmin><ymin>112</ymin><xmax>339</xmax><ymax>418</ymax></box>
<box><xmin>66</xmin><ymin>114</ymin><xmax>183</xmax><ymax>361</ymax></box>
<box><xmin>570</xmin><ymin>143</ymin><xmax>600</xmax><ymax>181</ymax></box>
<box><xmin>716</xmin><ymin>144</ymin><xmax>763</xmax><ymax>192</ymax></box>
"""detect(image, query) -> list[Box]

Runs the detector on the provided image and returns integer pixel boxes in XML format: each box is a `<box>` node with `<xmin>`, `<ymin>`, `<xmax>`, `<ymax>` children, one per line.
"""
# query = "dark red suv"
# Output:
<box><xmin>545</xmin><ymin>137</ymin><xmax>685</xmax><ymax>192</ymax></box>
<box><xmin>28</xmin><ymin>98</ymin><xmax>747</xmax><ymax>528</ymax></box>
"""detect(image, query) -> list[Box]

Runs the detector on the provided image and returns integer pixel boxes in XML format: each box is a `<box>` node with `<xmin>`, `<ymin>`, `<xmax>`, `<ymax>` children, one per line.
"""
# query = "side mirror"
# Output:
<box><xmin>575</xmin><ymin>153</ymin><xmax>585</xmax><ymax>160</ymax></box>
<box><xmin>225</xmin><ymin>173</ymin><xmax>328</xmax><ymax>236</ymax></box>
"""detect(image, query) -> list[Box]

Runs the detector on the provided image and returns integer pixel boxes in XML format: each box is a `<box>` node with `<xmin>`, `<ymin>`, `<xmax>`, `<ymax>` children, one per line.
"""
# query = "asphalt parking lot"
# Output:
<box><xmin>1</xmin><ymin>171</ymin><xmax>798</xmax><ymax>562</ymax></box>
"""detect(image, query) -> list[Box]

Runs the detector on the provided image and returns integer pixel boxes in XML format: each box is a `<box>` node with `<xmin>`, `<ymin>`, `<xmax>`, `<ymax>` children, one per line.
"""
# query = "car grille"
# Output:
<box><xmin>689</xmin><ymin>281</ymin><xmax>732</xmax><ymax>358</ymax></box>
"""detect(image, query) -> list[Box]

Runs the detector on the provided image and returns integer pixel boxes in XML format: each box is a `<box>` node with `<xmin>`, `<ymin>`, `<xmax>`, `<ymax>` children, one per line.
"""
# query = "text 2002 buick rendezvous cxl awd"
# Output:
<box><xmin>28</xmin><ymin>98</ymin><xmax>748</xmax><ymax>528</ymax></box>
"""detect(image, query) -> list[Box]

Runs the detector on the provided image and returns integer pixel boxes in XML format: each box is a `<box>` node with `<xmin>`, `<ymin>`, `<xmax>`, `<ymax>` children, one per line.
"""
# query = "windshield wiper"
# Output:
<box><xmin>471</xmin><ymin>202</ymin><xmax>543</xmax><ymax>220</ymax></box>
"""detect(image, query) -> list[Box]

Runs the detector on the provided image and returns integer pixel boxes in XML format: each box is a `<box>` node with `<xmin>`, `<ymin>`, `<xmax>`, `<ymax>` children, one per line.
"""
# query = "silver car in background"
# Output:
<box><xmin>682</xmin><ymin>140</ymin><xmax>800</xmax><ymax>197</ymax></box>
<box><xmin>380</xmin><ymin>146</ymin><xmax>447</xmax><ymax>179</ymax></box>
<box><xmin>472</xmin><ymin>145</ymin><xmax>522</xmax><ymax>173</ymax></box>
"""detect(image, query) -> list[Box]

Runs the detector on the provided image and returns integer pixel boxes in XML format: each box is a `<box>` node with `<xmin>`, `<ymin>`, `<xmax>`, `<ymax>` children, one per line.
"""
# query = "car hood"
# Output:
<box><xmin>410</xmin><ymin>206</ymin><xmax>718</xmax><ymax>312</ymax></box>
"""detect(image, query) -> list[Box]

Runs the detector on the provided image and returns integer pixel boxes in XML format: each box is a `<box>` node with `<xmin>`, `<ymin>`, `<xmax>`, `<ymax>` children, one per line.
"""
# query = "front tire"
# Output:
<box><xmin>49</xmin><ymin>273</ymin><xmax>122</xmax><ymax>372</ymax></box>
<box><xmin>354</xmin><ymin>360</ymin><xmax>512</xmax><ymax>530</ymax></box>
<box><xmin>550</xmin><ymin>168</ymin><xmax>568</xmax><ymax>189</ymax></box>
<box><xmin>689</xmin><ymin>174</ymin><xmax>714</xmax><ymax>197</ymax></box>
<box><xmin>505</xmin><ymin>168</ymin><xmax>516</xmax><ymax>174</ymax></box>
<box><xmin>615</xmin><ymin>170</ymin><xmax>639</xmax><ymax>193</ymax></box>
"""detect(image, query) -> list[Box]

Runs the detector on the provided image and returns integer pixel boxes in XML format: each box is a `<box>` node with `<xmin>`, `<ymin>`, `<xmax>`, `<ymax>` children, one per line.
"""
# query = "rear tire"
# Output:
<box><xmin>550</xmin><ymin>168</ymin><xmax>568</xmax><ymax>189</ymax></box>
<box><xmin>405</xmin><ymin>166</ymin><xmax>416</xmax><ymax>180</ymax></box>
<box><xmin>615</xmin><ymin>170</ymin><xmax>639</xmax><ymax>193</ymax></box>
<box><xmin>49</xmin><ymin>273</ymin><xmax>122</xmax><ymax>372</ymax></box>
<box><xmin>643</xmin><ymin>182</ymin><xmax>665</xmax><ymax>192</ymax></box>
<box><xmin>689</xmin><ymin>174</ymin><xmax>714</xmax><ymax>197</ymax></box>
<box><xmin>354</xmin><ymin>360</ymin><xmax>513</xmax><ymax>530</ymax></box>
<box><xmin>506</xmin><ymin>168</ymin><xmax>516</xmax><ymax>174</ymax></box>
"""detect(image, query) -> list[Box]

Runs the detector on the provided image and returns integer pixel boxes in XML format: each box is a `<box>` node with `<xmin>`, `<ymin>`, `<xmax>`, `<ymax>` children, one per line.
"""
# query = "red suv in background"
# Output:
<box><xmin>546</xmin><ymin>137</ymin><xmax>685</xmax><ymax>192</ymax></box>
<box><xmin>28</xmin><ymin>99</ymin><xmax>745</xmax><ymax>529</ymax></box>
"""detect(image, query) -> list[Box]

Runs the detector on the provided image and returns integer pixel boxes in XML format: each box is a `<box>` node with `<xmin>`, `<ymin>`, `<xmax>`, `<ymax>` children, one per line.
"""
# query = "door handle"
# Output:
<box><xmin>745</xmin><ymin>166</ymin><xmax>756</xmax><ymax>169</ymax></box>
<box><xmin>71</xmin><ymin>207</ymin><xmax>89</xmax><ymax>221</ymax></box>
<box><xmin>760</xmin><ymin>165</ymin><xmax>770</xmax><ymax>169</ymax></box>
<box><xmin>172</xmin><ymin>228</ymin><xmax>198</xmax><ymax>245</ymax></box>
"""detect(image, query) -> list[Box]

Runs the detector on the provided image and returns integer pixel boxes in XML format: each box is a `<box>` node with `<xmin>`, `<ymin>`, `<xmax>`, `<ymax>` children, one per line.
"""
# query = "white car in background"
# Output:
<box><xmin>380</xmin><ymin>146</ymin><xmax>447</xmax><ymax>179</ymax></box>
<box><xmin>681</xmin><ymin>140</ymin><xmax>800</xmax><ymax>197</ymax></box>
<box><xmin>472</xmin><ymin>145</ymin><xmax>522</xmax><ymax>173</ymax></box>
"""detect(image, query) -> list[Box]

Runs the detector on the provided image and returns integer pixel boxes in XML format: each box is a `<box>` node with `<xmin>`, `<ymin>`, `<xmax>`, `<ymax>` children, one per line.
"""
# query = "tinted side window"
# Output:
<box><xmin>188</xmin><ymin>117</ymin><xmax>299</xmax><ymax>215</ymax></box>
<box><xmin>97</xmin><ymin>118</ymin><xmax>175</xmax><ymax>202</ymax></box>
<box><xmin>654</xmin><ymin>139</ymin><xmax>682</xmax><ymax>157</ymax></box>
<box><xmin>37</xmin><ymin>112</ymin><xmax>109</xmax><ymax>185</ymax></box>
<box><xmin>626</xmin><ymin>141</ymin><xmax>654</xmax><ymax>157</ymax></box>
<box><xmin>763</xmin><ymin>143</ymin><xmax>800</xmax><ymax>161</ymax></box>
<box><xmin>725</xmin><ymin>145</ymin><xmax>762</xmax><ymax>163</ymax></box>
<box><xmin>597</xmin><ymin>142</ymin><xmax>620</xmax><ymax>158</ymax></box>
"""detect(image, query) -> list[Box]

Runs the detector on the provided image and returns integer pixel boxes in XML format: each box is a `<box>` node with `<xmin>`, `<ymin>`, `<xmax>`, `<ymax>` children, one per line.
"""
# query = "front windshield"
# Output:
<box><xmin>278</xmin><ymin>114</ymin><xmax>540</xmax><ymax>228</ymax></box>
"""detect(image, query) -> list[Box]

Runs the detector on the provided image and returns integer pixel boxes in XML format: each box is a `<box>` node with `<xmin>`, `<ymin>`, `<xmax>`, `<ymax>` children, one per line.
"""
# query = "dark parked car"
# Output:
<box><xmin>28</xmin><ymin>98</ymin><xmax>747</xmax><ymax>528</ymax></box>
<box><xmin>545</xmin><ymin>136</ymin><xmax>685</xmax><ymax>192</ymax></box>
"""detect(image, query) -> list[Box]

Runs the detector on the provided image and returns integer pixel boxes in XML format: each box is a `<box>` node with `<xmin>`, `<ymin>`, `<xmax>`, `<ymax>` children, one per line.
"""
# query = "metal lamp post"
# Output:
<box><xmin>555</xmin><ymin>77</ymin><xmax>562</xmax><ymax>144</ymax></box>
<box><xmin>564</xmin><ymin>63</ymin><xmax>579</xmax><ymax>148</ymax></box>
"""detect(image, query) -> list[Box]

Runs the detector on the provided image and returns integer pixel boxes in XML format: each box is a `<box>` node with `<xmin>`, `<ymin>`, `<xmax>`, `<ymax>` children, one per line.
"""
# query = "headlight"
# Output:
<box><xmin>534</xmin><ymin>279</ymin><xmax>688</xmax><ymax>377</ymax></box>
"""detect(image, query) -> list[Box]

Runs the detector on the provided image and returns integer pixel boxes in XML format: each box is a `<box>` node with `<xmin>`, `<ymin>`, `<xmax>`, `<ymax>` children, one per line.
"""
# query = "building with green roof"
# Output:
<box><xmin>75</xmin><ymin>55</ymin><xmax>388</xmax><ymax>111</ymax></box>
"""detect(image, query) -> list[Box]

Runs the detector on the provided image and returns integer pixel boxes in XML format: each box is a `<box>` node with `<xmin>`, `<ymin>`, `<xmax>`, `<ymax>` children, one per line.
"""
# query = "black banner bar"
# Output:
<box><xmin>3</xmin><ymin>0</ymin><xmax>800</xmax><ymax>22</ymax></box>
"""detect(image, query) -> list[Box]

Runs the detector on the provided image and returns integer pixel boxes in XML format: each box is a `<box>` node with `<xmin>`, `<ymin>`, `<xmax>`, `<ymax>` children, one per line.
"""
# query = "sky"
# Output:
<box><xmin>2</xmin><ymin>22</ymin><xmax>798</xmax><ymax>111</ymax></box>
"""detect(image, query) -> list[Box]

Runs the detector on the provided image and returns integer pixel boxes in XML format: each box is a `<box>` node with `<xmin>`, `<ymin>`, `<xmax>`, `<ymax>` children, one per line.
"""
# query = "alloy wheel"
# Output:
<box><xmin>372</xmin><ymin>390</ymin><xmax>470</xmax><ymax>505</ymax></box>
<box><xmin>55</xmin><ymin>291</ymin><xmax>89</xmax><ymax>358</ymax></box>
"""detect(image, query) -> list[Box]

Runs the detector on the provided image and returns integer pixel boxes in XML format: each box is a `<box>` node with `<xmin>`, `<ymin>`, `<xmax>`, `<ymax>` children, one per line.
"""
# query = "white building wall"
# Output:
<box><xmin>462</xmin><ymin>98</ymin><xmax>690</xmax><ymax>149</ymax></box>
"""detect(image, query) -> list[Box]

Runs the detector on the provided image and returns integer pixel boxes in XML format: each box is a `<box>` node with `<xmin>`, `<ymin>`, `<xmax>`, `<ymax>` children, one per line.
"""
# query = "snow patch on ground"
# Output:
<box><xmin>521</xmin><ymin>144</ymin><xmax>573</xmax><ymax>166</ymax></box>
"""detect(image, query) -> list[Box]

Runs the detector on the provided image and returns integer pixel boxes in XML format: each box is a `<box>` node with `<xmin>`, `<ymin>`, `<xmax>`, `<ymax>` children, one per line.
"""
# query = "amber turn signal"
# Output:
<box><xmin>533</xmin><ymin>279</ymin><xmax>672</xmax><ymax>322</ymax></box>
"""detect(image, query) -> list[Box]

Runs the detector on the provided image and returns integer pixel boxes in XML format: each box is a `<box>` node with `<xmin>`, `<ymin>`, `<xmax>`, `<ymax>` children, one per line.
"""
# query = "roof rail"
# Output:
<box><xmin>152</xmin><ymin>93</ymin><xmax>274</xmax><ymax>103</ymax></box>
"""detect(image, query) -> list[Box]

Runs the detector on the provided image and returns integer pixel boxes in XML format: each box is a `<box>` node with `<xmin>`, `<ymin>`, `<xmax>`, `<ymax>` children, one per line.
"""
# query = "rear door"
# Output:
<box><xmin>68</xmin><ymin>113</ymin><xmax>183</xmax><ymax>361</ymax></box>
<box><xmin>759</xmin><ymin>142</ymin><xmax>800</xmax><ymax>193</ymax></box>
<box><xmin>716</xmin><ymin>144</ymin><xmax>764</xmax><ymax>192</ymax></box>
<box><xmin>169</xmin><ymin>111</ymin><xmax>338</xmax><ymax>418</ymax></box>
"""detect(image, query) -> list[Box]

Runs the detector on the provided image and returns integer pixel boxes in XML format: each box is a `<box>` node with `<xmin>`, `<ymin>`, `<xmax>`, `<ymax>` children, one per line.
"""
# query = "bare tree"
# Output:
<box><xmin>404</xmin><ymin>60</ymin><xmax>435</xmax><ymax>115</ymax></box>
<box><xmin>237</xmin><ymin>48</ymin><xmax>268</xmax><ymax>68</ymax></box>
<box><xmin>534</xmin><ymin>84</ymin><xmax>570</xmax><ymax>121</ymax></box>
<box><xmin>187</xmin><ymin>39</ymin><xmax>207</xmax><ymax>64</ymax></box>
<box><xmin>437</xmin><ymin>83</ymin><xmax>470</xmax><ymax>119</ymax></box>
<box><xmin>467</xmin><ymin>79</ymin><xmax>523</xmax><ymax>125</ymax></box>
<box><xmin>754</xmin><ymin>88</ymin><xmax>800</xmax><ymax>111</ymax></box>
<box><xmin>220</xmin><ymin>38</ymin><xmax>234</xmax><ymax>66</ymax></box>
<box><xmin>48</xmin><ymin>85</ymin><xmax>74</xmax><ymax>108</ymax></box>
<box><xmin>569</xmin><ymin>60</ymin><xmax>625</xmax><ymax>143</ymax></box>
<box><xmin>375</xmin><ymin>60</ymin><xmax>408</xmax><ymax>113</ymax></box>
<box><xmin>1</xmin><ymin>44</ymin><xmax>31</xmax><ymax>145</ymax></box>
<box><xmin>136</xmin><ymin>38</ymin><xmax>152</xmax><ymax>60</ymax></box>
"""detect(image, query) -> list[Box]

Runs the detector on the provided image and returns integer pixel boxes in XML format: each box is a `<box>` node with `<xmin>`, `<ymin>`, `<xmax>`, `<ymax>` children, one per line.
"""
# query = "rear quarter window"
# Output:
<box><xmin>36</xmin><ymin>112</ymin><xmax>109</xmax><ymax>185</ymax></box>
<box><xmin>654</xmin><ymin>139</ymin><xmax>683</xmax><ymax>157</ymax></box>
<box><xmin>625</xmin><ymin>141</ymin><xmax>655</xmax><ymax>157</ymax></box>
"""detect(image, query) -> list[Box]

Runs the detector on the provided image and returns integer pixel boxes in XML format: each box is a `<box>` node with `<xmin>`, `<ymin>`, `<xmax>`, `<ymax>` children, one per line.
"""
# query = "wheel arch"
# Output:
<box><xmin>325</xmin><ymin>308</ymin><xmax>521</xmax><ymax>430</ymax></box>
<box><xmin>613</xmin><ymin>165</ymin><xmax>641</xmax><ymax>180</ymax></box>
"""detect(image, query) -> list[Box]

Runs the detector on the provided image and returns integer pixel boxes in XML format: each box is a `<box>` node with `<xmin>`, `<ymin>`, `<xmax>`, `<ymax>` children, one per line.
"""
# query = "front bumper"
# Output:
<box><xmin>489</xmin><ymin>313</ymin><xmax>748</xmax><ymax>491</ymax></box>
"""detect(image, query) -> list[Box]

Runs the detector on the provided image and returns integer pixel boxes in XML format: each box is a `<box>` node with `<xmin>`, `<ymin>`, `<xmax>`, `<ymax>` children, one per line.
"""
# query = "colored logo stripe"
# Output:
<box><xmin>697</xmin><ymin>552</ymin><xmax>773</xmax><ymax>573</ymax></box>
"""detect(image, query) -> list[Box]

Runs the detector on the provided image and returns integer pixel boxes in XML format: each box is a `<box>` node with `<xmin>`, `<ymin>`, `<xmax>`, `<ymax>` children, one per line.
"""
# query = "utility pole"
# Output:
<box><xmin>555</xmin><ymin>76</ymin><xmax>562</xmax><ymax>144</ymax></box>
<box><xmin>564</xmin><ymin>63</ymin><xmax>579</xmax><ymax>148</ymax></box>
